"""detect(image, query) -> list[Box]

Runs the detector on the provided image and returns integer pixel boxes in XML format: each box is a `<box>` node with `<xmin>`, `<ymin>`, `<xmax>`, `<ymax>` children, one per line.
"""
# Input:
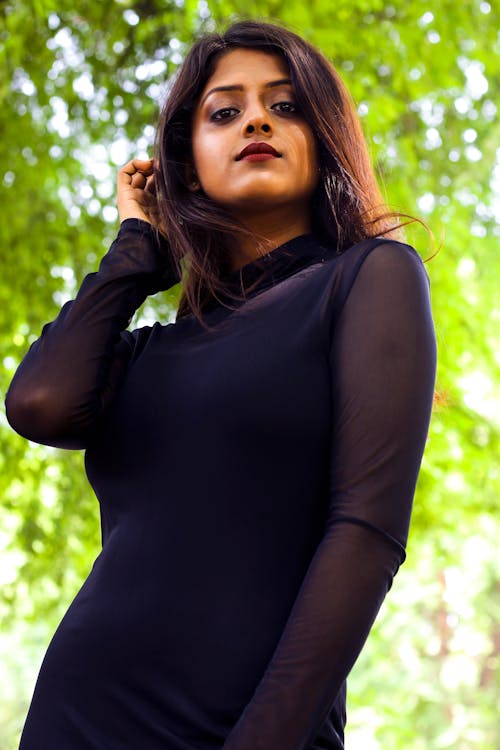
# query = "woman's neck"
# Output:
<box><xmin>228</xmin><ymin>204</ymin><xmax>313</xmax><ymax>271</ymax></box>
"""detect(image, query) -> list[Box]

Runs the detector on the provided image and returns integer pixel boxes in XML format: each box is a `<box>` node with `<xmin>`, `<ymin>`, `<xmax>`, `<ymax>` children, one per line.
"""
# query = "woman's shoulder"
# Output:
<box><xmin>309</xmin><ymin>235</ymin><xmax>430</xmax><ymax>324</ymax></box>
<box><xmin>328</xmin><ymin>235</ymin><xmax>424</xmax><ymax>268</ymax></box>
<box><xmin>118</xmin><ymin>320</ymin><xmax>170</xmax><ymax>359</ymax></box>
<box><xmin>319</xmin><ymin>235</ymin><xmax>429</xmax><ymax>290</ymax></box>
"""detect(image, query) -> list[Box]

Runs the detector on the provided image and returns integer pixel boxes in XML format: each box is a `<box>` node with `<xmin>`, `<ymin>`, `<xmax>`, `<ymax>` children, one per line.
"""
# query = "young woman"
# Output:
<box><xmin>6</xmin><ymin>19</ymin><xmax>437</xmax><ymax>750</ymax></box>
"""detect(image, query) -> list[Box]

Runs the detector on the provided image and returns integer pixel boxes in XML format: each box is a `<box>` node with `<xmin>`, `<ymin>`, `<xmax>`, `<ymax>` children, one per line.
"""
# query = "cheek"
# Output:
<box><xmin>191</xmin><ymin>126</ymin><xmax>223</xmax><ymax>179</ymax></box>
<box><xmin>296</xmin><ymin>132</ymin><xmax>319</xmax><ymax>186</ymax></box>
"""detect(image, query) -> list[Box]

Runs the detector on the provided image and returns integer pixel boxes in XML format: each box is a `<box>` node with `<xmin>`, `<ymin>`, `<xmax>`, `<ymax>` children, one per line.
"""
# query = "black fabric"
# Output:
<box><xmin>6</xmin><ymin>218</ymin><xmax>437</xmax><ymax>750</ymax></box>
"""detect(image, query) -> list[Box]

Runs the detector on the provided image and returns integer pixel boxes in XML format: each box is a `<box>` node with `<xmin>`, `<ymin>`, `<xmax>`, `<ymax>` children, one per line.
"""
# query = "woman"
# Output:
<box><xmin>6</xmin><ymin>19</ymin><xmax>437</xmax><ymax>750</ymax></box>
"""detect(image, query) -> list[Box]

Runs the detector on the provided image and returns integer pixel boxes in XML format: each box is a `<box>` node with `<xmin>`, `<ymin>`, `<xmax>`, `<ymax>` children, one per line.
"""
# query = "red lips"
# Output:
<box><xmin>237</xmin><ymin>142</ymin><xmax>281</xmax><ymax>160</ymax></box>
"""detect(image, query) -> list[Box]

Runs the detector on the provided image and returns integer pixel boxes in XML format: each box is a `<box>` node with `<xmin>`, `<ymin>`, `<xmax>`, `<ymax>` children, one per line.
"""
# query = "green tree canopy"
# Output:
<box><xmin>1</xmin><ymin>2</ymin><xmax>499</xmax><ymax>748</ymax></box>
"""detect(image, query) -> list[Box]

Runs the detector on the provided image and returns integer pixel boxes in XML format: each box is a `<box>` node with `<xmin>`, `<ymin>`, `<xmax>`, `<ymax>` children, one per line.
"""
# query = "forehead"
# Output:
<box><xmin>201</xmin><ymin>48</ymin><xmax>290</xmax><ymax>92</ymax></box>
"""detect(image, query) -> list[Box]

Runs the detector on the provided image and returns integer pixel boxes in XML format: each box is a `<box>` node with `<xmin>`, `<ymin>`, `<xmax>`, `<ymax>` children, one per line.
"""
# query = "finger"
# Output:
<box><xmin>131</xmin><ymin>172</ymin><xmax>147</xmax><ymax>189</ymax></box>
<box><xmin>120</xmin><ymin>158</ymin><xmax>154</xmax><ymax>177</ymax></box>
<box><xmin>144</xmin><ymin>174</ymin><xmax>157</xmax><ymax>194</ymax></box>
<box><xmin>117</xmin><ymin>169</ymin><xmax>151</xmax><ymax>191</ymax></box>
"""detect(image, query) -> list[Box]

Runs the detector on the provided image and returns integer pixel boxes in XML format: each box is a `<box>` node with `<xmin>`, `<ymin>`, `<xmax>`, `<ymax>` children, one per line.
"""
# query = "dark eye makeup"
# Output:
<box><xmin>209</xmin><ymin>101</ymin><xmax>299</xmax><ymax>122</ymax></box>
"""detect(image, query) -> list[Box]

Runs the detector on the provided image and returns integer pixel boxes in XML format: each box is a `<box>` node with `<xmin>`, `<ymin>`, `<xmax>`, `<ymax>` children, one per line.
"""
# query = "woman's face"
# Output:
<box><xmin>190</xmin><ymin>48</ymin><xmax>319</xmax><ymax>220</ymax></box>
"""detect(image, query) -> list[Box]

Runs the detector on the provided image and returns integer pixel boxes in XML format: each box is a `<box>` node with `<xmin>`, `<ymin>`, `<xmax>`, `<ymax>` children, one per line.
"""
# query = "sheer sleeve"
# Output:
<box><xmin>222</xmin><ymin>241</ymin><xmax>437</xmax><ymax>750</ymax></box>
<box><xmin>5</xmin><ymin>219</ymin><xmax>180</xmax><ymax>451</ymax></box>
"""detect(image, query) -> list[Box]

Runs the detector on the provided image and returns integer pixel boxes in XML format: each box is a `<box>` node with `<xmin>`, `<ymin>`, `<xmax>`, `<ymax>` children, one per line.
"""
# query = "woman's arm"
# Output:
<box><xmin>5</xmin><ymin>219</ymin><xmax>179</xmax><ymax>450</ymax></box>
<box><xmin>222</xmin><ymin>241</ymin><xmax>437</xmax><ymax>750</ymax></box>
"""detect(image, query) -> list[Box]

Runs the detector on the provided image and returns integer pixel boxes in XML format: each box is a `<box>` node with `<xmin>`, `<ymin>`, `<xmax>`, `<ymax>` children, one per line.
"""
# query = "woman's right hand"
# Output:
<box><xmin>117</xmin><ymin>158</ymin><xmax>157</xmax><ymax>224</ymax></box>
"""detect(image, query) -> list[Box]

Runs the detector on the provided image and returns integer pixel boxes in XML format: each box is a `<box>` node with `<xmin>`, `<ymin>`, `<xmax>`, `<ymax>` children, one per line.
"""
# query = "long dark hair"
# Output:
<box><xmin>152</xmin><ymin>19</ymin><xmax>407</xmax><ymax>325</ymax></box>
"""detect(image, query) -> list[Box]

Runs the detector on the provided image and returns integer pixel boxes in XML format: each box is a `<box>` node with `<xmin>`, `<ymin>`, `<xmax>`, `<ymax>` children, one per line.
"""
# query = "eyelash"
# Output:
<box><xmin>210</xmin><ymin>101</ymin><xmax>299</xmax><ymax>122</ymax></box>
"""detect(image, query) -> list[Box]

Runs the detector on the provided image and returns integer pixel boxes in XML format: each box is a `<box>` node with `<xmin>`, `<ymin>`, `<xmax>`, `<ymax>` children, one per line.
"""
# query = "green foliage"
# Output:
<box><xmin>1</xmin><ymin>1</ymin><xmax>499</xmax><ymax>748</ymax></box>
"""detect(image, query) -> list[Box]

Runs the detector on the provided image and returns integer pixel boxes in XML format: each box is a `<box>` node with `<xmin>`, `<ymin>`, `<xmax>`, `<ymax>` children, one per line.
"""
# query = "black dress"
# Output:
<box><xmin>5</xmin><ymin>218</ymin><xmax>437</xmax><ymax>750</ymax></box>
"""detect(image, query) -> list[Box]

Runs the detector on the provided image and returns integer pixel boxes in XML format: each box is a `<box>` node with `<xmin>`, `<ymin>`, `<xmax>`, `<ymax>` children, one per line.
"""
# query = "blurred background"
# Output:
<box><xmin>0</xmin><ymin>1</ymin><xmax>499</xmax><ymax>748</ymax></box>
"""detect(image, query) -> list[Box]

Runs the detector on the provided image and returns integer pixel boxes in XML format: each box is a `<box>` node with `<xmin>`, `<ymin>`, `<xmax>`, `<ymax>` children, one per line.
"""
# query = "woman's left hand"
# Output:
<box><xmin>117</xmin><ymin>157</ymin><xmax>157</xmax><ymax>224</ymax></box>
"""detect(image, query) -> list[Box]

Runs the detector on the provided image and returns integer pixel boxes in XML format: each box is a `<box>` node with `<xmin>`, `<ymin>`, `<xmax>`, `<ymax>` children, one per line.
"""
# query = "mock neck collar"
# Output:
<box><xmin>202</xmin><ymin>232</ymin><xmax>334</xmax><ymax>313</ymax></box>
<box><xmin>225</xmin><ymin>232</ymin><xmax>335</xmax><ymax>290</ymax></box>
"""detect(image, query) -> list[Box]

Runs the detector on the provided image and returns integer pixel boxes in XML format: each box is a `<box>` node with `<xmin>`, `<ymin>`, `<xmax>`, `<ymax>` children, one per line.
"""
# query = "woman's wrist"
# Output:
<box><xmin>119</xmin><ymin>217</ymin><xmax>153</xmax><ymax>230</ymax></box>
<box><xmin>118</xmin><ymin>209</ymin><xmax>152</xmax><ymax>225</ymax></box>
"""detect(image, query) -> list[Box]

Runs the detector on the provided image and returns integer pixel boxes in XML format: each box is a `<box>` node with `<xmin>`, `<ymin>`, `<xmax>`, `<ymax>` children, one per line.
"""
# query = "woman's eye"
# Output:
<box><xmin>272</xmin><ymin>101</ymin><xmax>299</xmax><ymax>114</ymax></box>
<box><xmin>211</xmin><ymin>107</ymin><xmax>238</xmax><ymax>121</ymax></box>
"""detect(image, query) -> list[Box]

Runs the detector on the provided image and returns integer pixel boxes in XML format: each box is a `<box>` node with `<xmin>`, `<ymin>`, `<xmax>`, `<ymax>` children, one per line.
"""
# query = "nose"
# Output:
<box><xmin>242</xmin><ymin>99</ymin><xmax>273</xmax><ymax>137</ymax></box>
<box><xmin>244</xmin><ymin>119</ymin><xmax>272</xmax><ymax>135</ymax></box>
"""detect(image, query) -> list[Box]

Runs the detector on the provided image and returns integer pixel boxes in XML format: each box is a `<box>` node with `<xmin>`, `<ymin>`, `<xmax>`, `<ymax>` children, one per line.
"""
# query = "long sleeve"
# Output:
<box><xmin>5</xmin><ymin>219</ymin><xmax>179</xmax><ymax>450</ymax></box>
<box><xmin>222</xmin><ymin>241</ymin><xmax>437</xmax><ymax>750</ymax></box>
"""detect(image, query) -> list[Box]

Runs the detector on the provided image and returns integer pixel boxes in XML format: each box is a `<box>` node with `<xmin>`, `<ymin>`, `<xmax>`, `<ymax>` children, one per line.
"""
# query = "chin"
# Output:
<box><xmin>223</xmin><ymin>187</ymin><xmax>298</xmax><ymax>209</ymax></box>
<box><xmin>225</xmin><ymin>199</ymin><xmax>291</xmax><ymax>218</ymax></box>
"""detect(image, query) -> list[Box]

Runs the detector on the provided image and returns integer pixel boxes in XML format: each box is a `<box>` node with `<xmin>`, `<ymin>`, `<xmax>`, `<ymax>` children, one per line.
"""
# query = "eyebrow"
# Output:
<box><xmin>200</xmin><ymin>78</ymin><xmax>293</xmax><ymax>107</ymax></box>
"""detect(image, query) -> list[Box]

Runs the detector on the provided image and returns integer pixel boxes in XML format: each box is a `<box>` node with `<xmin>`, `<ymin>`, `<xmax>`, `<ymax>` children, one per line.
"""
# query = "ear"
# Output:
<box><xmin>185</xmin><ymin>164</ymin><xmax>200</xmax><ymax>192</ymax></box>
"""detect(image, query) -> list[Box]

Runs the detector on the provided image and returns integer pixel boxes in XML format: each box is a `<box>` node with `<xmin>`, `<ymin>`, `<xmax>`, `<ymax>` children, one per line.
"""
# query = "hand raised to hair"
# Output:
<box><xmin>117</xmin><ymin>158</ymin><xmax>158</xmax><ymax>224</ymax></box>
